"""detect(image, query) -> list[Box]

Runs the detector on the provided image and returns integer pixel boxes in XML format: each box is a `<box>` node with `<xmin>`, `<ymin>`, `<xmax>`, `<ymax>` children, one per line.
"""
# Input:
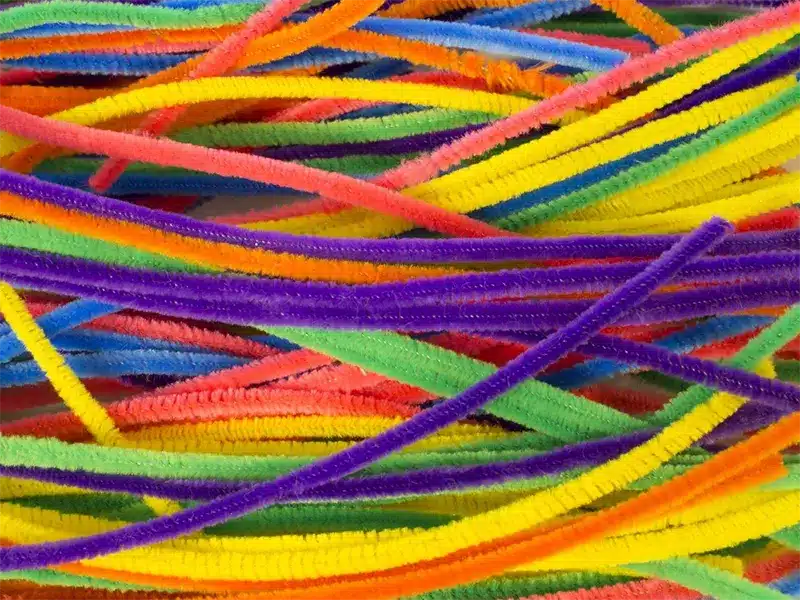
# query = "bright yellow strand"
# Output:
<box><xmin>0</xmin><ymin>389</ymin><xmax>756</xmax><ymax>580</ymax></box>
<box><xmin>524</xmin><ymin>172</ymin><xmax>799</xmax><ymax>236</ymax></box>
<box><xmin>408</xmin><ymin>26</ymin><xmax>799</xmax><ymax>199</ymax></box>
<box><xmin>0</xmin><ymin>76</ymin><xmax>535</xmax><ymax>156</ymax></box>
<box><xmin>266</xmin><ymin>78</ymin><xmax>794</xmax><ymax>239</ymax></box>
<box><xmin>0</xmin><ymin>283</ymin><xmax>124</xmax><ymax>445</ymax></box>
<box><xmin>566</xmin><ymin>111</ymin><xmax>800</xmax><ymax>221</ymax></box>
<box><xmin>0</xmin><ymin>283</ymin><xmax>179</xmax><ymax>515</ymax></box>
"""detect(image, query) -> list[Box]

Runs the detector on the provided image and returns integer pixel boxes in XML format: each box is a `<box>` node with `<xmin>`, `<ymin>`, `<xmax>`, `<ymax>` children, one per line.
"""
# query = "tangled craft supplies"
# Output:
<box><xmin>1</xmin><ymin>1</ymin><xmax>800</xmax><ymax>599</ymax></box>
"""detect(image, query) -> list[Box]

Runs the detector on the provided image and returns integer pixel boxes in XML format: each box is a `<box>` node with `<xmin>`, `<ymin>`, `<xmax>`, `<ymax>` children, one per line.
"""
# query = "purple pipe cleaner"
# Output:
<box><xmin>503</xmin><ymin>332</ymin><xmax>799</xmax><ymax>413</ymax></box>
<box><xmin>701</xmin><ymin>403</ymin><xmax>787</xmax><ymax>443</ymax></box>
<box><xmin>1</xmin><ymin>170</ymin><xmax>794</xmax><ymax>262</ymax></box>
<box><xmin>2</xmin><ymin>263</ymin><xmax>797</xmax><ymax>332</ymax></box>
<box><xmin>0</xmin><ymin>218</ymin><xmax>728</xmax><ymax>571</ymax></box>
<box><xmin>0</xmin><ymin>431</ymin><xmax>651</xmax><ymax>502</ymax></box>
<box><xmin>1</xmin><ymin>246</ymin><xmax>798</xmax><ymax>306</ymax></box>
<box><xmin>2</xmin><ymin>271</ymin><xmax>793</xmax><ymax>407</ymax></box>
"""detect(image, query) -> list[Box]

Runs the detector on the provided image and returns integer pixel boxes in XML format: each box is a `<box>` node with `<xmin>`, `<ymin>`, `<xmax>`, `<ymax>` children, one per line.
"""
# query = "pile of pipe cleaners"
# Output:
<box><xmin>0</xmin><ymin>0</ymin><xmax>799</xmax><ymax>598</ymax></box>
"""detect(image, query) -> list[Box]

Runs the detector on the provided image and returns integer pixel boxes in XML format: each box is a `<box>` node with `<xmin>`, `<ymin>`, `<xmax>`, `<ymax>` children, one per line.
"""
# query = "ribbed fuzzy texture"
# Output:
<box><xmin>2</xmin><ymin>3</ymin><xmax>799</xmax><ymax>598</ymax></box>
